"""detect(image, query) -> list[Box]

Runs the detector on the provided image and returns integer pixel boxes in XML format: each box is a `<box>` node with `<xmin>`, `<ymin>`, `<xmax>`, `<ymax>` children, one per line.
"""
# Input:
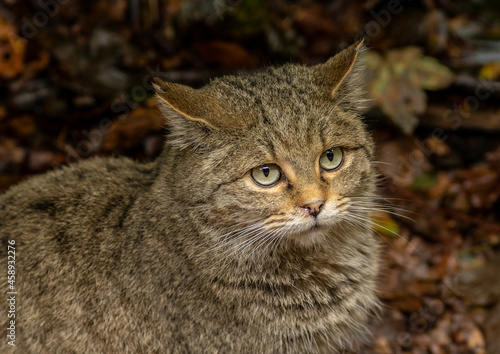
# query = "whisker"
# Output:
<box><xmin>343</xmin><ymin>212</ymin><xmax>422</xmax><ymax>257</ymax></box>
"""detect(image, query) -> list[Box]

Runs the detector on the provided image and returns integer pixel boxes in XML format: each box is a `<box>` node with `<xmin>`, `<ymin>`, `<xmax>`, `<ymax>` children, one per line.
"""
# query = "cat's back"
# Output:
<box><xmin>0</xmin><ymin>156</ymin><xmax>155</xmax><ymax>228</ymax></box>
<box><xmin>0</xmin><ymin>157</ymin><xmax>158</xmax><ymax>352</ymax></box>
<box><xmin>0</xmin><ymin>156</ymin><xmax>158</xmax><ymax>255</ymax></box>
<box><xmin>0</xmin><ymin>156</ymin><xmax>159</xmax><ymax>273</ymax></box>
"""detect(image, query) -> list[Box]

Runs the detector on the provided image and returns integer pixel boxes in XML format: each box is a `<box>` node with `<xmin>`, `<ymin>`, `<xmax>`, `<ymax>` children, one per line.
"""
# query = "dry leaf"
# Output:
<box><xmin>0</xmin><ymin>19</ymin><xmax>25</xmax><ymax>79</ymax></box>
<box><xmin>102</xmin><ymin>107</ymin><xmax>165</xmax><ymax>151</ymax></box>
<box><xmin>195</xmin><ymin>41</ymin><xmax>258</xmax><ymax>69</ymax></box>
<box><xmin>365</xmin><ymin>47</ymin><xmax>453</xmax><ymax>134</ymax></box>
<box><xmin>467</xmin><ymin>327</ymin><xmax>485</xmax><ymax>354</ymax></box>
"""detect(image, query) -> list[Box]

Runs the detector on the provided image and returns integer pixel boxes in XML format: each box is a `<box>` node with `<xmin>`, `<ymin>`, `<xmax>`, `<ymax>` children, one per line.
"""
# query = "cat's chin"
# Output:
<box><xmin>287</xmin><ymin>225</ymin><xmax>328</xmax><ymax>247</ymax></box>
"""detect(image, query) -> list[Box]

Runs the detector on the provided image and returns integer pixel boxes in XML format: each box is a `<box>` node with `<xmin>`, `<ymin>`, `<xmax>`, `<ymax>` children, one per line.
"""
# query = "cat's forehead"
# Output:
<box><xmin>210</xmin><ymin>64</ymin><xmax>365</xmax><ymax>136</ymax></box>
<box><xmin>209</xmin><ymin>64</ymin><xmax>344</xmax><ymax>129</ymax></box>
<box><xmin>211</xmin><ymin>64</ymin><xmax>319</xmax><ymax>104</ymax></box>
<box><xmin>250</xmin><ymin>112</ymin><xmax>368</xmax><ymax>160</ymax></box>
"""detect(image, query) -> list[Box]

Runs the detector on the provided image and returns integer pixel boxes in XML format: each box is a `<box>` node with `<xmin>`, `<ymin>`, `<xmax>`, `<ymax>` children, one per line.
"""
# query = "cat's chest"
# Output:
<box><xmin>213</xmin><ymin>256</ymin><xmax>355</xmax><ymax>313</ymax></box>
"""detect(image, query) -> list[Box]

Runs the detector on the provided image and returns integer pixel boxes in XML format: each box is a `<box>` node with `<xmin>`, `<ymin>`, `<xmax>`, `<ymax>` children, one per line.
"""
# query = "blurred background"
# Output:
<box><xmin>1</xmin><ymin>0</ymin><xmax>499</xmax><ymax>352</ymax></box>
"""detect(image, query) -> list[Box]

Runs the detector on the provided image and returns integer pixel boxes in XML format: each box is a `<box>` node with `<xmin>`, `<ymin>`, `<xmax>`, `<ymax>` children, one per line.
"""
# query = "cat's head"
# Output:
<box><xmin>154</xmin><ymin>40</ymin><xmax>375</xmax><ymax>249</ymax></box>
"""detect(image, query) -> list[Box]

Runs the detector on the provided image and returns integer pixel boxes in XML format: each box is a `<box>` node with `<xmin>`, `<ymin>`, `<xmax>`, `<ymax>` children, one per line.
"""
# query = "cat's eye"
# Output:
<box><xmin>319</xmin><ymin>147</ymin><xmax>344</xmax><ymax>171</ymax></box>
<box><xmin>251</xmin><ymin>164</ymin><xmax>281</xmax><ymax>187</ymax></box>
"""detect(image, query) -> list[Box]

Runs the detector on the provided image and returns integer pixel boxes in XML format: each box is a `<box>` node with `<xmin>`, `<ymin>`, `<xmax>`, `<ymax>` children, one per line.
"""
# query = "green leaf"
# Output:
<box><xmin>411</xmin><ymin>172</ymin><xmax>438</xmax><ymax>191</ymax></box>
<box><xmin>414</xmin><ymin>57</ymin><xmax>454</xmax><ymax>90</ymax></box>
<box><xmin>372</xmin><ymin>212</ymin><xmax>400</xmax><ymax>238</ymax></box>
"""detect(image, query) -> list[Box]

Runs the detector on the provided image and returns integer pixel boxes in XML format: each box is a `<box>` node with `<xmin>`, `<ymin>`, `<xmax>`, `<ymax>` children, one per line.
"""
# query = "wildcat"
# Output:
<box><xmin>0</xmin><ymin>40</ymin><xmax>379</xmax><ymax>353</ymax></box>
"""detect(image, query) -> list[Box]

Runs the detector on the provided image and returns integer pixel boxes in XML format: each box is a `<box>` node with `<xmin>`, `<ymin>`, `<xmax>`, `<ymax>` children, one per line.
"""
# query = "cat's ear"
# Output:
<box><xmin>152</xmin><ymin>78</ymin><xmax>223</xmax><ymax>129</ymax></box>
<box><xmin>313</xmin><ymin>39</ymin><xmax>367</xmax><ymax>111</ymax></box>
<box><xmin>153</xmin><ymin>79</ymin><xmax>225</xmax><ymax>149</ymax></box>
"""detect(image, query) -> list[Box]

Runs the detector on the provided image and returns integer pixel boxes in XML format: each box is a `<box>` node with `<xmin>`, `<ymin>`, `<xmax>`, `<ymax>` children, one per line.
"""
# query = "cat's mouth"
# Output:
<box><xmin>286</xmin><ymin>223</ymin><xmax>328</xmax><ymax>246</ymax></box>
<box><xmin>309</xmin><ymin>220</ymin><xmax>321</xmax><ymax>230</ymax></box>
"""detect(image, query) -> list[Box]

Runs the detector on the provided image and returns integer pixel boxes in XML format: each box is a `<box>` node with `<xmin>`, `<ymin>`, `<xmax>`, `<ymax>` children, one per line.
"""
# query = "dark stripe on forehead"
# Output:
<box><xmin>226</xmin><ymin>78</ymin><xmax>273</xmax><ymax>125</ymax></box>
<box><xmin>287</xmin><ymin>81</ymin><xmax>313</xmax><ymax>107</ymax></box>
<box><xmin>262</xmin><ymin>68</ymin><xmax>312</xmax><ymax>108</ymax></box>
<box><xmin>227</xmin><ymin>78</ymin><xmax>255</xmax><ymax>96</ymax></box>
<box><xmin>270</xmin><ymin>128</ymin><xmax>294</xmax><ymax>152</ymax></box>
<box><xmin>253</xmin><ymin>97</ymin><xmax>270</xmax><ymax>125</ymax></box>
<box><xmin>302</xmin><ymin>118</ymin><xmax>314</xmax><ymax>147</ymax></box>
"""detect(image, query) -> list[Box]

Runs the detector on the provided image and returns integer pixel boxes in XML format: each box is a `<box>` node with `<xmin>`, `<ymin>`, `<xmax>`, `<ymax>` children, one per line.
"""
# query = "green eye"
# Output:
<box><xmin>251</xmin><ymin>164</ymin><xmax>281</xmax><ymax>187</ymax></box>
<box><xmin>319</xmin><ymin>147</ymin><xmax>344</xmax><ymax>171</ymax></box>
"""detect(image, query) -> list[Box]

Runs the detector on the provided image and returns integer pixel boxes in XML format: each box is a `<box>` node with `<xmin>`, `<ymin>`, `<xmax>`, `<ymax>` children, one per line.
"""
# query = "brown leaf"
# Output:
<box><xmin>0</xmin><ymin>19</ymin><xmax>25</xmax><ymax>79</ymax></box>
<box><xmin>0</xmin><ymin>138</ymin><xmax>25</xmax><ymax>166</ymax></box>
<box><xmin>7</xmin><ymin>115</ymin><xmax>35</xmax><ymax>139</ymax></box>
<box><xmin>388</xmin><ymin>297</ymin><xmax>423</xmax><ymax>313</ymax></box>
<box><xmin>467</xmin><ymin>327</ymin><xmax>485</xmax><ymax>354</ymax></box>
<box><xmin>0</xmin><ymin>106</ymin><xmax>6</xmax><ymax>121</ymax></box>
<box><xmin>28</xmin><ymin>150</ymin><xmax>58</xmax><ymax>172</ymax></box>
<box><xmin>373</xmin><ymin>337</ymin><xmax>392</xmax><ymax>354</ymax></box>
<box><xmin>102</xmin><ymin>107</ymin><xmax>165</xmax><ymax>151</ymax></box>
<box><xmin>428</xmin><ymin>172</ymin><xmax>451</xmax><ymax>200</ymax></box>
<box><xmin>195</xmin><ymin>41</ymin><xmax>258</xmax><ymax>69</ymax></box>
<box><xmin>292</xmin><ymin>5</ymin><xmax>337</xmax><ymax>37</ymax></box>
<box><xmin>376</xmin><ymin>139</ymin><xmax>432</xmax><ymax>187</ymax></box>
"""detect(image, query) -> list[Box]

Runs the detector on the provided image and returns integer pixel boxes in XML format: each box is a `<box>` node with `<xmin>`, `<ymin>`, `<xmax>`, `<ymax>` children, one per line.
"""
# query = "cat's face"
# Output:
<box><xmin>201</xmin><ymin>115</ymin><xmax>374</xmax><ymax>248</ymax></box>
<box><xmin>155</xmin><ymin>40</ymin><xmax>375</xmax><ymax>249</ymax></box>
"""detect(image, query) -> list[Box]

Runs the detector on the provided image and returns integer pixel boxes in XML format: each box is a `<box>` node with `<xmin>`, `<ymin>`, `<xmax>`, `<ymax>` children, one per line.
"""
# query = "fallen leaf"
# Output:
<box><xmin>7</xmin><ymin>115</ymin><xmax>35</xmax><ymax>139</ymax></box>
<box><xmin>292</xmin><ymin>4</ymin><xmax>336</xmax><ymax>37</ymax></box>
<box><xmin>0</xmin><ymin>106</ymin><xmax>6</xmax><ymax>121</ymax></box>
<box><xmin>373</xmin><ymin>337</ymin><xmax>392</xmax><ymax>354</ymax></box>
<box><xmin>195</xmin><ymin>41</ymin><xmax>258</xmax><ymax>69</ymax></box>
<box><xmin>102</xmin><ymin>107</ymin><xmax>165</xmax><ymax>151</ymax></box>
<box><xmin>412</xmin><ymin>56</ymin><xmax>454</xmax><ymax>90</ymax></box>
<box><xmin>0</xmin><ymin>19</ymin><xmax>25</xmax><ymax>79</ymax></box>
<box><xmin>411</xmin><ymin>172</ymin><xmax>438</xmax><ymax>192</ymax></box>
<box><xmin>0</xmin><ymin>138</ymin><xmax>26</xmax><ymax>167</ymax></box>
<box><xmin>28</xmin><ymin>150</ymin><xmax>57</xmax><ymax>171</ymax></box>
<box><xmin>467</xmin><ymin>326</ymin><xmax>485</xmax><ymax>354</ymax></box>
<box><xmin>365</xmin><ymin>47</ymin><xmax>453</xmax><ymax>134</ymax></box>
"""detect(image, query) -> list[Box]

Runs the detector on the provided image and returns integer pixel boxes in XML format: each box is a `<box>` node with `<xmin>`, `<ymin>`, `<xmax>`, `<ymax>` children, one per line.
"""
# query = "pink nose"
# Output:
<box><xmin>302</xmin><ymin>200</ymin><xmax>324</xmax><ymax>217</ymax></box>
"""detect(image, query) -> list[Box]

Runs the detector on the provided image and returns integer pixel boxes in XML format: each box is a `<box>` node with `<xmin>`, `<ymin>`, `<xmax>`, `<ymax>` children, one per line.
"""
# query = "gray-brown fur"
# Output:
<box><xmin>0</xmin><ymin>41</ymin><xmax>380</xmax><ymax>353</ymax></box>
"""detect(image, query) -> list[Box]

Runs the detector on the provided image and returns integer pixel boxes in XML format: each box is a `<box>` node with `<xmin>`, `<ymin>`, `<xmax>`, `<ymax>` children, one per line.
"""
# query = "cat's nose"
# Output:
<box><xmin>302</xmin><ymin>200</ymin><xmax>324</xmax><ymax>217</ymax></box>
